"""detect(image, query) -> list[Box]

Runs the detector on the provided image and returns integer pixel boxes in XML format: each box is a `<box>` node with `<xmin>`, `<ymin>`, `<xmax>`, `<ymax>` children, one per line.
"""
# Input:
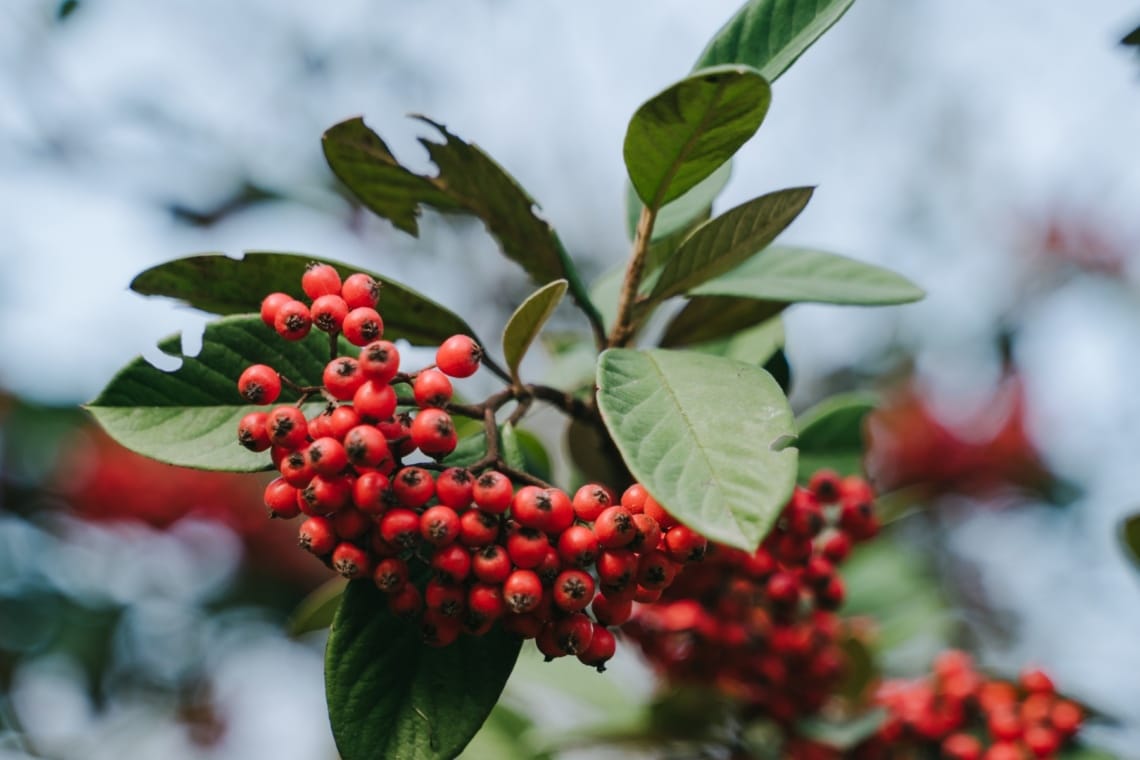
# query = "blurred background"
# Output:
<box><xmin>2</xmin><ymin>0</ymin><xmax>1140</xmax><ymax>757</ymax></box>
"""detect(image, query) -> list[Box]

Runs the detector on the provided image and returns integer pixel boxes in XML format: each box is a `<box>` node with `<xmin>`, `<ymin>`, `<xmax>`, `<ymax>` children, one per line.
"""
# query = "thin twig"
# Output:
<box><xmin>608</xmin><ymin>204</ymin><xmax>658</xmax><ymax>347</ymax></box>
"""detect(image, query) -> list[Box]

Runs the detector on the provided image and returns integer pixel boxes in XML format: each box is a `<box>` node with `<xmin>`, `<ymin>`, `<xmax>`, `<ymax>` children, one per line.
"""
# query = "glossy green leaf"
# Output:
<box><xmin>683</xmin><ymin>316</ymin><xmax>785</xmax><ymax>368</ymax></box>
<box><xmin>513</xmin><ymin>428</ymin><xmax>553</xmax><ymax>483</ymax></box>
<box><xmin>322</xmin><ymin>117</ymin><xmax>602</xmax><ymax>332</ymax></box>
<box><xmin>697</xmin><ymin>0</ymin><xmax>857</xmax><ymax>83</ymax></box>
<box><xmin>500</xmin><ymin>423</ymin><xmax>526</xmax><ymax>472</ymax></box>
<box><xmin>689</xmin><ymin>246</ymin><xmax>925</xmax><ymax>305</ymax></box>
<box><xmin>624</xmin><ymin>66</ymin><xmax>770</xmax><ymax>209</ymax></box>
<box><xmin>661</xmin><ymin>296</ymin><xmax>783</xmax><ymax>347</ymax></box>
<box><xmin>86</xmin><ymin>315</ymin><xmax>330</xmax><ymax>471</ymax></box>
<box><xmin>796</xmin><ymin>392</ymin><xmax>876</xmax><ymax>480</ymax></box>
<box><xmin>625</xmin><ymin>163</ymin><xmax>733</xmax><ymax>241</ymax></box>
<box><xmin>326</xmin><ymin>581</ymin><xmax>522</xmax><ymax>760</ymax></box>
<box><xmin>130</xmin><ymin>251</ymin><xmax>474</xmax><ymax>346</ymax></box>
<box><xmin>649</xmin><ymin>188</ymin><xmax>814</xmax><ymax>302</ymax></box>
<box><xmin>287</xmin><ymin>577</ymin><xmax>347</xmax><ymax>638</ymax></box>
<box><xmin>1119</xmin><ymin>512</ymin><xmax>1140</xmax><ymax>573</ymax></box>
<box><xmin>596</xmin><ymin>348</ymin><xmax>797</xmax><ymax>549</ymax></box>
<box><xmin>502</xmin><ymin>280</ymin><xmax>568</xmax><ymax>384</ymax></box>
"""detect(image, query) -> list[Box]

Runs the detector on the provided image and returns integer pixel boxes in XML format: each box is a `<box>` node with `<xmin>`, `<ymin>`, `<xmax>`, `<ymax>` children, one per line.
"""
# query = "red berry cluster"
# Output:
<box><xmin>624</xmin><ymin>471</ymin><xmax>880</xmax><ymax>723</ymax></box>
<box><xmin>857</xmin><ymin>651</ymin><xmax>1084</xmax><ymax>759</ymax></box>
<box><xmin>232</xmin><ymin>264</ymin><xmax>712</xmax><ymax>668</ymax></box>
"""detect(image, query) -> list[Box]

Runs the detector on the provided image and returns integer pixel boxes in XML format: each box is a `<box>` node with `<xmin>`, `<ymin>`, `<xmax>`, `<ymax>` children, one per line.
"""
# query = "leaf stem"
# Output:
<box><xmin>608</xmin><ymin>204</ymin><xmax>658</xmax><ymax>347</ymax></box>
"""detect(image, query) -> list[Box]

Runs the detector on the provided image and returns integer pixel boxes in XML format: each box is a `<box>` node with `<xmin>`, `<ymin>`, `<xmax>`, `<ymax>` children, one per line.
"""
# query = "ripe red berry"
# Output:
<box><xmin>552</xmin><ymin>569</ymin><xmax>595</xmax><ymax>612</ymax></box>
<box><xmin>629</xmin><ymin>513</ymin><xmax>662</xmax><ymax>552</ymax></box>
<box><xmin>302</xmin><ymin>263</ymin><xmax>342</xmax><ymax>299</ymax></box>
<box><xmin>555</xmin><ymin>613</ymin><xmax>595</xmax><ymax>656</ymax></box>
<box><xmin>267</xmin><ymin>406</ymin><xmax>309</xmax><ymax>450</ymax></box>
<box><xmin>410</xmin><ymin>408</ymin><xmax>457</xmax><ymax>457</ymax></box>
<box><xmin>358</xmin><ymin>340</ymin><xmax>400</xmax><ymax>383</ymax></box>
<box><xmin>1051</xmin><ymin>700</ymin><xmax>1082</xmax><ymax>736</ymax></box>
<box><xmin>373</xmin><ymin>557</ymin><xmax>408</xmax><ymax>593</ymax></box>
<box><xmin>379</xmin><ymin>508</ymin><xmax>421</xmax><ymax>548</ymax></box>
<box><xmin>472</xmin><ymin>544</ymin><xmax>511</xmax><ymax>584</ymax></box>
<box><xmin>300</xmin><ymin>475</ymin><xmax>352</xmax><ymax>515</ymax></box>
<box><xmin>459</xmin><ymin>509</ymin><xmax>500</xmax><ymax>548</ymax></box>
<box><xmin>594</xmin><ymin>505</ymin><xmax>636</xmax><ymax>549</ymax></box>
<box><xmin>307</xmin><ymin>436</ymin><xmax>349</xmax><ymax>477</ymax></box>
<box><xmin>473</xmin><ymin>471</ymin><xmax>512</xmax><ymax>514</ymax></box>
<box><xmin>413</xmin><ymin>369</ymin><xmax>453</xmax><ymax>408</ymax></box>
<box><xmin>503</xmin><ymin>569</ymin><xmax>543</xmax><ymax>614</ymax></box>
<box><xmin>664</xmin><ymin>524</ymin><xmax>708</xmax><ymax>562</ymax></box>
<box><xmin>260</xmin><ymin>291</ymin><xmax>292</xmax><ymax>327</ymax></box>
<box><xmin>238</xmin><ymin>364</ymin><xmax>282</xmax><ymax>405</ymax></box>
<box><xmin>332</xmin><ymin>508</ymin><xmax>370</xmax><ymax>540</ymax></box>
<box><xmin>435</xmin><ymin>335</ymin><xmax>482</xmax><ymax>378</ymax></box>
<box><xmin>436</xmin><ymin>467</ymin><xmax>474</xmax><ymax>509</ymax></box>
<box><xmin>511</xmin><ymin>486</ymin><xmax>548</xmax><ymax>531</ymax></box>
<box><xmin>352</xmin><ymin>470</ymin><xmax>391</xmax><ymax>514</ymax></box>
<box><xmin>643</xmin><ymin>494</ymin><xmax>678</xmax><ymax>529</ymax></box>
<box><xmin>815</xmin><ymin>575</ymin><xmax>845</xmax><ymax>611</ymax></box>
<box><xmin>507</xmin><ymin>527</ymin><xmax>550</xmax><ymax>569</ymax></box>
<box><xmin>352</xmin><ymin>380</ymin><xmax>397</xmax><ymax>422</ymax></box>
<box><xmin>343</xmin><ymin>425</ymin><xmax>390</xmax><ymax>469</ymax></box>
<box><xmin>425</xmin><ymin>580</ymin><xmax>465</xmax><ymax>618</ymax></box>
<box><xmin>557</xmin><ymin>525</ymin><xmax>599</xmax><ymax>568</ymax></box>
<box><xmin>343</xmin><ymin>307</ymin><xmax>384</xmax><ymax>346</ymax></box>
<box><xmin>573</xmin><ymin>483</ymin><xmax>614</xmax><ymax>521</ymax></box>
<box><xmin>274</xmin><ymin>299</ymin><xmax>312</xmax><ymax>340</ymax></box>
<box><xmin>1020</xmin><ymin>668</ymin><xmax>1056</xmax><ymax>695</ymax></box>
<box><xmin>388</xmin><ymin>583</ymin><xmax>423</xmax><ymax>617</ymax></box>
<box><xmin>431</xmin><ymin>543</ymin><xmax>472</xmax><ymax>584</ymax></box>
<box><xmin>636</xmin><ymin>551</ymin><xmax>679</xmax><ymax>590</ymax></box>
<box><xmin>422</xmin><ymin>612</ymin><xmax>462</xmax><ymax>648</ymax></box>
<box><xmin>310</xmin><ymin>294</ymin><xmax>349</xmax><ymax>333</ymax></box>
<box><xmin>576</xmin><ymin>624</ymin><xmax>615</xmax><ymax>671</ymax></box>
<box><xmin>591</xmin><ymin>592</ymin><xmax>633</xmax><ymax>627</ymax></box>
<box><xmin>237</xmin><ymin>411</ymin><xmax>272</xmax><ymax>451</ymax></box>
<box><xmin>766</xmin><ymin>571</ymin><xmax>800</xmax><ymax>606</ymax></box>
<box><xmin>278</xmin><ymin>449</ymin><xmax>315</xmax><ymax>488</ymax></box>
<box><xmin>536</xmin><ymin>623</ymin><xmax>568</xmax><ymax>661</ymax></box>
<box><xmin>543</xmin><ymin>488</ymin><xmax>574</xmax><ymax>535</ymax></box>
<box><xmin>323</xmin><ymin>358</ymin><xmax>366</xmax><ymax>401</ymax></box>
<box><xmin>307</xmin><ymin>411</ymin><xmax>333</xmax><ymax>440</ymax></box>
<box><xmin>822</xmin><ymin>531</ymin><xmax>852</xmax><ymax>564</ymax></box>
<box><xmin>298</xmin><ymin>516</ymin><xmax>336</xmax><ymax>555</ymax></box>
<box><xmin>596</xmin><ymin>549</ymin><xmax>638</xmax><ymax>593</ymax></box>
<box><xmin>341</xmin><ymin>272</ymin><xmax>380</xmax><ymax>309</ymax></box>
<box><xmin>263</xmin><ymin>477</ymin><xmax>300</xmax><ymax>519</ymax></box>
<box><xmin>328</xmin><ymin>405</ymin><xmax>361</xmax><ymax>439</ymax></box>
<box><xmin>421</xmin><ymin>505</ymin><xmax>461</xmax><ymax>546</ymax></box>
<box><xmin>619</xmin><ymin>483</ymin><xmax>648</xmax><ymax>513</ymax></box>
<box><xmin>392</xmin><ymin>466</ymin><xmax>435</xmax><ymax>508</ymax></box>
<box><xmin>467</xmin><ymin>583</ymin><xmax>506</xmax><ymax>624</ymax></box>
<box><xmin>808</xmin><ymin>468</ymin><xmax>842</xmax><ymax>503</ymax></box>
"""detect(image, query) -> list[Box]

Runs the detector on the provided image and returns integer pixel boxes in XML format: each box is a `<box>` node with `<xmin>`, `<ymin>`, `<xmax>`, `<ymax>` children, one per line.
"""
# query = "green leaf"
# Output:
<box><xmin>689</xmin><ymin>245</ymin><xmax>925</xmax><ymax>305</ymax></box>
<box><xmin>287</xmin><ymin>577</ymin><xmax>347</xmax><ymax>638</ymax></box>
<box><xmin>322</xmin><ymin>117</ymin><xmax>602</xmax><ymax>332</ymax></box>
<box><xmin>625</xmin><ymin>163</ymin><xmax>733</xmax><ymax>242</ymax></box>
<box><xmin>648</xmin><ymin>188</ymin><xmax>814</xmax><ymax>302</ymax></box>
<box><xmin>460</xmin><ymin>703</ymin><xmax>550</xmax><ymax>760</ymax></box>
<box><xmin>596</xmin><ymin>348</ymin><xmax>797</xmax><ymax>549</ymax></box>
<box><xmin>795</xmin><ymin>710</ymin><xmax>886</xmax><ymax>751</ymax></box>
<box><xmin>130</xmin><ymin>252</ymin><xmax>475</xmax><ymax>346</ymax></box>
<box><xmin>502</xmin><ymin>280</ymin><xmax>568</xmax><ymax>384</ymax></box>
<box><xmin>697</xmin><ymin>0</ymin><xmax>857</xmax><ymax>84</ymax></box>
<box><xmin>661</xmin><ymin>296</ymin><xmax>783</xmax><ymax>347</ymax></box>
<box><xmin>86</xmin><ymin>315</ymin><xmax>330</xmax><ymax>471</ymax></box>
<box><xmin>684</xmin><ymin>316</ymin><xmax>785</xmax><ymax>368</ymax></box>
<box><xmin>795</xmin><ymin>392</ymin><xmax>876</xmax><ymax>481</ymax></box>
<box><xmin>1118</xmin><ymin>512</ymin><xmax>1140</xmax><ymax>573</ymax></box>
<box><xmin>500</xmin><ymin>423</ymin><xmax>526</xmax><ymax>472</ymax></box>
<box><xmin>512</xmin><ymin>428</ymin><xmax>553</xmax><ymax>483</ymax></box>
<box><xmin>1122</xmin><ymin>24</ymin><xmax>1140</xmax><ymax>47</ymax></box>
<box><xmin>623</xmin><ymin>66</ymin><xmax>770</xmax><ymax>209</ymax></box>
<box><xmin>326</xmin><ymin>580</ymin><xmax>522</xmax><ymax>760</ymax></box>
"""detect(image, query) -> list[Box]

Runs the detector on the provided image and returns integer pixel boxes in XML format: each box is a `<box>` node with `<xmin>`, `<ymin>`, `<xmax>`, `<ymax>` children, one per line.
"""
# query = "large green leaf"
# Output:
<box><xmin>596</xmin><ymin>348</ymin><xmax>797</xmax><ymax>550</ymax></box>
<box><xmin>130</xmin><ymin>252</ymin><xmax>474</xmax><ymax>346</ymax></box>
<box><xmin>660</xmin><ymin>296</ymin><xmax>783</xmax><ymax>347</ymax></box>
<box><xmin>502</xmin><ymin>279</ymin><xmax>567</xmax><ymax>384</ymax></box>
<box><xmin>795</xmin><ymin>392</ymin><xmax>876</xmax><ymax>480</ymax></box>
<box><xmin>696</xmin><ymin>0</ymin><xmax>857</xmax><ymax>83</ymax></box>
<box><xmin>86</xmin><ymin>315</ymin><xmax>330</xmax><ymax>471</ymax></box>
<box><xmin>683</xmin><ymin>316</ymin><xmax>785</xmax><ymax>368</ymax></box>
<box><xmin>326</xmin><ymin>581</ymin><xmax>522</xmax><ymax>760</ymax></box>
<box><xmin>689</xmin><ymin>245</ymin><xmax>925</xmax><ymax>304</ymax></box>
<box><xmin>322</xmin><ymin>117</ymin><xmax>602</xmax><ymax>332</ymax></box>
<box><xmin>623</xmin><ymin>66</ymin><xmax>770</xmax><ymax>210</ymax></box>
<box><xmin>648</xmin><ymin>188</ymin><xmax>814</xmax><ymax>302</ymax></box>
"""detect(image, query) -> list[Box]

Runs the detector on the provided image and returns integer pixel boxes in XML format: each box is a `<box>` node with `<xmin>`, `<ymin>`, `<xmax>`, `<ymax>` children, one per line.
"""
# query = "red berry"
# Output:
<box><xmin>573</xmin><ymin>483</ymin><xmax>615</xmax><ymax>521</ymax></box>
<box><xmin>628</xmin><ymin>513</ymin><xmax>662</xmax><ymax>552</ymax></box>
<box><xmin>238</xmin><ymin>364</ymin><xmax>282</xmax><ymax>405</ymax></box>
<box><xmin>815</xmin><ymin>575</ymin><xmax>845</xmax><ymax>611</ymax></box>
<box><xmin>473</xmin><ymin>471</ymin><xmax>513</xmax><ymax>514</ymax></box>
<box><xmin>507</xmin><ymin>527</ymin><xmax>550</xmax><ymax>569</ymax></box>
<box><xmin>260</xmin><ymin>291</ymin><xmax>291</xmax><ymax>327</ymax></box>
<box><xmin>307</xmin><ymin>411</ymin><xmax>333</xmax><ymax>440</ymax></box>
<box><xmin>554</xmin><ymin>613</ymin><xmax>595</xmax><ymax>655</ymax></box>
<box><xmin>552</xmin><ymin>569</ymin><xmax>595</xmax><ymax>612</ymax></box>
<box><xmin>982</xmin><ymin>743</ymin><xmax>1024</xmax><ymax>760</ymax></box>
<box><xmin>503</xmin><ymin>569</ymin><xmax>542</xmax><ymax>614</ymax></box>
<box><xmin>766</xmin><ymin>571</ymin><xmax>800</xmax><ymax>606</ymax></box>
<box><xmin>543</xmin><ymin>488</ymin><xmax>575</xmax><ymax>535</ymax></box>
<box><xmin>421</xmin><ymin>505</ymin><xmax>461</xmax><ymax>546</ymax></box>
<box><xmin>1020</xmin><ymin>668</ymin><xmax>1055</xmax><ymax>695</ymax></box>
<box><xmin>267</xmin><ymin>406</ymin><xmax>309</xmax><ymax>450</ymax></box>
<box><xmin>413</xmin><ymin>369</ymin><xmax>453</xmax><ymax>408</ymax></box>
<box><xmin>332</xmin><ymin>508</ymin><xmax>370</xmax><ymax>540</ymax></box>
<box><xmin>941</xmin><ymin>734</ymin><xmax>982</xmax><ymax>760</ymax></box>
<box><xmin>341</xmin><ymin>272</ymin><xmax>379</xmax><ymax>309</ymax></box>
<box><xmin>388</xmin><ymin>584</ymin><xmax>423</xmax><ymax>617</ymax></box>
<box><xmin>358</xmin><ymin>340</ymin><xmax>400</xmax><ymax>383</ymax></box>
<box><xmin>307</xmin><ymin>436</ymin><xmax>349</xmax><ymax>477</ymax></box>
<box><xmin>596</xmin><ymin>549</ymin><xmax>637</xmax><ymax>593</ymax></box>
<box><xmin>237</xmin><ymin>411</ymin><xmax>272</xmax><ymax>451</ymax></box>
<box><xmin>328</xmin><ymin>405</ymin><xmax>361</xmax><ymax>439</ymax></box>
<box><xmin>300</xmin><ymin>475</ymin><xmax>352</xmax><ymax>515</ymax></box>
<box><xmin>410</xmin><ymin>408</ymin><xmax>457</xmax><ymax>457</ymax></box>
<box><xmin>636</xmin><ymin>551</ymin><xmax>679</xmax><ymax>590</ymax></box>
<box><xmin>822</xmin><ymin>532</ymin><xmax>852</xmax><ymax>564</ymax></box>
<box><xmin>1051</xmin><ymin>700</ymin><xmax>1082</xmax><ymax>737</ymax></box>
<box><xmin>431</xmin><ymin>544</ymin><xmax>472</xmax><ymax>585</ymax></box>
<box><xmin>633</xmin><ymin>584</ymin><xmax>663</xmax><ymax>603</ymax></box>
<box><xmin>310</xmin><ymin>294</ymin><xmax>348</xmax><ymax>334</ymax></box>
<box><xmin>373</xmin><ymin>557</ymin><xmax>408</xmax><ymax>593</ymax></box>
<box><xmin>302</xmin><ymin>263</ymin><xmax>342</xmax><ymax>299</ymax></box>
<box><xmin>536</xmin><ymin>622</ymin><xmax>568</xmax><ymax>661</ymax></box>
<box><xmin>576</xmin><ymin>624</ymin><xmax>615</xmax><ymax>671</ymax></box>
<box><xmin>557</xmin><ymin>525</ymin><xmax>599</xmax><ymax>567</ymax></box>
<box><xmin>377</xmin><ymin>412</ymin><xmax>415</xmax><ymax>456</ymax></box>
<box><xmin>264</xmin><ymin>477</ymin><xmax>300</xmax><ymax>519</ymax></box>
<box><xmin>436</xmin><ymin>467</ymin><xmax>474</xmax><ymax>509</ymax></box>
<box><xmin>594</xmin><ymin>506</ymin><xmax>636</xmax><ymax>549</ymax></box>
<box><xmin>323</xmin><ymin>358</ymin><xmax>365</xmax><ymax>401</ymax></box>
<box><xmin>619</xmin><ymin>483</ymin><xmax>648</xmax><ymax>513</ymax></box>
<box><xmin>278</xmin><ymin>449</ymin><xmax>315</xmax><ymax>488</ymax></box>
<box><xmin>379</xmin><ymin>508</ymin><xmax>421</xmax><ymax>548</ymax></box>
<box><xmin>459</xmin><ymin>509</ymin><xmax>500</xmax><ymax>548</ymax></box>
<box><xmin>1024</xmin><ymin>725</ymin><xmax>1060</xmax><ymax>757</ymax></box>
<box><xmin>472</xmin><ymin>544</ymin><xmax>512</xmax><ymax>584</ymax></box>
<box><xmin>467</xmin><ymin>583</ymin><xmax>506</xmax><ymax>624</ymax></box>
<box><xmin>343</xmin><ymin>425</ymin><xmax>391</xmax><ymax>469</ymax></box>
<box><xmin>591</xmin><ymin>592</ymin><xmax>632</xmax><ymax>627</ymax></box>
<box><xmin>298</xmin><ymin>516</ymin><xmax>335</xmax><ymax>555</ymax></box>
<box><xmin>425</xmin><ymin>580</ymin><xmax>465</xmax><ymax>618</ymax></box>
<box><xmin>808</xmin><ymin>468</ymin><xmax>842</xmax><ymax>503</ymax></box>
<box><xmin>352</xmin><ymin>380</ymin><xmax>397</xmax><ymax>422</ymax></box>
<box><xmin>535</xmin><ymin>545</ymin><xmax>562</xmax><ymax>587</ymax></box>
<box><xmin>988</xmin><ymin>708</ymin><xmax>1023</xmax><ymax>743</ymax></box>
<box><xmin>643</xmin><ymin>495</ymin><xmax>677</xmax><ymax>529</ymax></box>
<box><xmin>435</xmin><ymin>335</ymin><xmax>482</xmax><ymax>378</ymax></box>
<box><xmin>422</xmin><ymin>613</ymin><xmax>462</xmax><ymax>648</ymax></box>
<box><xmin>392</xmin><ymin>466</ymin><xmax>435</xmax><ymax>508</ymax></box>
<box><xmin>664</xmin><ymin>524</ymin><xmax>708</xmax><ymax>562</ymax></box>
<box><xmin>510</xmin><ymin>486</ymin><xmax>551</xmax><ymax>532</ymax></box>
<box><xmin>353</xmin><ymin>471</ymin><xmax>391</xmax><ymax>514</ymax></box>
<box><xmin>274</xmin><ymin>299</ymin><xmax>312</xmax><ymax>340</ymax></box>
<box><xmin>343</xmin><ymin>307</ymin><xmax>384</xmax><ymax>346</ymax></box>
